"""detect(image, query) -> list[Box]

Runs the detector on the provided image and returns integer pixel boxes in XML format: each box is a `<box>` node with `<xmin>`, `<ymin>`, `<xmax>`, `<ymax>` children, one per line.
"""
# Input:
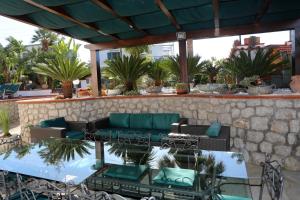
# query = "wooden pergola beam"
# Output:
<box><xmin>255</xmin><ymin>0</ymin><xmax>272</xmax><ymax>23</ymax></box>
<box><xmin>86</xmin><ymin>19</ymin><xmax>300</xmax><ymax>50</ymax></box>
<box><xmin>23</xmin><ymin>0</ymin><xmax>119</xmax><ymax>40</ymax></box>
<box><xmin>91</xmin><ymin>0</ymin><xmax>147</xmax><ymax>35</ymax></box>
<box><xmin>212</xmin><ymin>0</ymin><xmax>220</xmax><ymax>36</ymax></box>
<box><xmin>155</xmin><ymin>0</ymin><xmax>181</xmax><ymax>30</ymax></box>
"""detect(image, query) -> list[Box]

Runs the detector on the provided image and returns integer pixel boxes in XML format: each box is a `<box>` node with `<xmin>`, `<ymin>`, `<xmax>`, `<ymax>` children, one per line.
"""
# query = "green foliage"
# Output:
<box><xmin>0</xmin><ymin>74</ymin><xmax>4</xmax><ymax>84</ymax></box>
<box><xmin>165</xmin><ymin>55</ymin><xmax>208</xmax><ymax>82</ymax></box>
<box><xmin>33</xmin><ymin>39</ymin><xmax>90</xmax><ymax>82</ymax></box>
<box><xmin>32</xmin><ymin>28</ymin><xmax>58</xmax><ymax>51</ymax></box>
<box><xmin>0</xmin><ymin>109</ymin><xmax>10</xmax><ymax>137</ymax></box>
<box><xmin>224</xmin><ymin>48</ymin><xmax>288</xmax><ymax>83</ymax></box>
<box><xmin>148</xmin><ymin>60</ymin><xmax>169</xmax><ymax>86</ymax></box>
<box><xmin>239</xmin><ymin>75</ymin><xmax>260</xmax><ymax>87</ymax></box>
<box><xmin>124</xmin><ymin>45</ymin><xmax>149</xmax><ymax>57</ymax></box>
<box><xmin>201</xmin><ymin>57</ymin><xmax>223</xmax><ymax>83</ymax></box>
<box><xmin>123</xmin><ymin>90</ymin><xmax>140</xmax><ymax>96</ymax></box>
<box><xmin>103</xmin><ymin>55</ymin><xmax>150</xmax><ymax>91</ymax></box>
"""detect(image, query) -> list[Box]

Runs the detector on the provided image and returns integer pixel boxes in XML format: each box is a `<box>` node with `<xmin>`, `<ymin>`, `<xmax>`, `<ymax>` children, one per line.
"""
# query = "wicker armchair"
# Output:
<box><xmin>180</xmin><ymin>124</ymin><xmax>230</xmax><ymax>151</ymax></box>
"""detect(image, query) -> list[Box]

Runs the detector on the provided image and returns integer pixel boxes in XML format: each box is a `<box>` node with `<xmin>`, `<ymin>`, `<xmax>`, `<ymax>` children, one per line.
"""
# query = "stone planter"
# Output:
<box><xmin>176</xmin><ymin>89</ymin><xmax>188</xmax><ymax>94</ymax></box>
<box><xmin>247</xmin><ymin>85</ymin><xmax>274</xmax><ymax>95</ymax></box>
<box><xmin>107</xmin><ymin>89</ymin><xmax>121</xmax><ymax>96</ymax></box>
<box><xmin>78</xmin><ymin>90</ymin><xmax>91</xmax><ymax>97</ymax></box>
<box><xmin>290</xmin><ymin>75</ymin><xmax>300</xmax><ymax>93</ymax></box>
<box><xmin>146</xmin><ymin>86</ymin><xmax>162</xmax><ymax>93</ymax></box>
<box><xmin>196</xmin><ymin>84</ymin><xmax>227</xmax><ymax>92</ymax></box>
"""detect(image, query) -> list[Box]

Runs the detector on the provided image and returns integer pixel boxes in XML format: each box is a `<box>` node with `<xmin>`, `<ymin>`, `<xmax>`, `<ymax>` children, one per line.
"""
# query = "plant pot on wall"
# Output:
<box><xmin>175</xmin><ymin>83</ymin><xmax>189</xmax><ymax>95</ymax></box>
<box><xmin>62</xmin><ymin>81</ymin><xmax>73</xmax><ymax>98</ymax></box>
<box><xmin>290</xmin><ymin>75</ymin><xmax>300</xmax><ymax>93</ymax></box>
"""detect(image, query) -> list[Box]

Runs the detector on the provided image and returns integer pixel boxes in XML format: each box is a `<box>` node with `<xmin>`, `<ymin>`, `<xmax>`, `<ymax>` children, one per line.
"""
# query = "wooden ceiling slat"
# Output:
<box><xmin>85</xmin><ymin>19</ymin><xmax>300</xmax><ymax>50</ymax></box>
<box><xmin>91</xmin><ymin>0</ymin><xmax>147</xmax><ymax>35</ymax></box>
<box><xmin>155</xmin><ymin>0</ymin><xmax>181</xmax><ymax>30</ymax></box>
<box><xmin>255</xmin><ymin>0</ymin><xmax>272</xmax><ymax>23</ymax></box>
<box><xmin>23</xmin><ymin>0</ymin><xmax>119</xmax><ymax>40</ymax></box>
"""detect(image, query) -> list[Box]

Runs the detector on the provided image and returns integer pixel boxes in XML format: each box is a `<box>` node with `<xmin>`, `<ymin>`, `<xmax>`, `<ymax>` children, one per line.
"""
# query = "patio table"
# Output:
<box><xmin>0</xmin><ymin>138</ymin><xmax>99</xmax><ymax>195</ymax></box>
<box><xmin>86</xmin><ymin>142</ymin><xmax>252</xmax><ymax>199</ymax></box>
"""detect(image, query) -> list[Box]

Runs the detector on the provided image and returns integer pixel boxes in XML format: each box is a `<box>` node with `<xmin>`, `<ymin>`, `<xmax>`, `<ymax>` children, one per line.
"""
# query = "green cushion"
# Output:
<box><xmin>153</xmin><ymin>167</ymin><xmax>196</xmax><ymax>187</ymax></box>
<box><xmin>40</xmin><ymin>117</ymin><xmax>68</xmax><ymax>129</ymax></box>
<box><xmin>109</xmin><ymin>113</ymin><xmax>130</xmax><ymax>128</ymax></box>
<box><xmin>206</xmin><ymin>122</ymin><xmax>221</xmax><ymax>137</ymax></box>
<box><xmin>152</xmin><ymin>113</ymin><xmax>180</xmax><ymax>130</ymax></box>
<box><xmin>217</xmin><ymin>194</ymin><xmax>252</xmax><ymax>200</ymax></box>
<box><xmin>104</xmin><ymin>165</ymin><xmax>149</xmax><ymax>181</ymax></box>
<box><xmin>65</xmin><ymin>130</ymin><xmax>84</xmax><ymax>140</ymax></box>
<box><xmin>150</xmin><ymin>129</ymin><xmax>169</xmax><ymax>142</ymax></box>
<box><xmin>95</xmin><ymin>128</ymin><xmax>124</xmax><ymax>139</ymax></box>
<box><xmin>130</xmin><ymin>113</ymin><xmax>153</xmax><ymax>129</ymax></box>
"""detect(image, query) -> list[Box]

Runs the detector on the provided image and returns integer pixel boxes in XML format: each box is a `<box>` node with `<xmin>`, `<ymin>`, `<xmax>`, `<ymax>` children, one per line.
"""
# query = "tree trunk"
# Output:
<box><xmin>125</xmin><ymin>81</ymin><xmax>134</xmax><ymax>91</ymax></box>
<box><xmin>62</xmin><ymin>81</ymin><xmax>73</xmax><ymax>98</ymax></box>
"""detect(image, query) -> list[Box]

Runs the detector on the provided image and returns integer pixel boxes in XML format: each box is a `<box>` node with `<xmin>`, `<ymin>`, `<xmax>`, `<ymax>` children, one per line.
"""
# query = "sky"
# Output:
<box><xmin>0</xmin><ymin>16</ymin><xmax>291</xmax><ymax>62</ymax></box>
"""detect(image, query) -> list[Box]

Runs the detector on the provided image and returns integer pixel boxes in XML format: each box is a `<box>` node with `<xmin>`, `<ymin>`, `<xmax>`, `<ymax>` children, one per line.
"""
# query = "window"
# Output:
<box><xmin>107</xmin><ymin>52</ymin><xmax>121</xmax><ymax>60</ymax></box>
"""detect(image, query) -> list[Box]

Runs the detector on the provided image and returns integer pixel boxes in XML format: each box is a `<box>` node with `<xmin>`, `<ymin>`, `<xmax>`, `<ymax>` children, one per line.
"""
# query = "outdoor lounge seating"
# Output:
<box><xmin>104</xmin><ymin>165</ymin><xmax>149</xmax><ymax>181</ymax></box>
<box><xmin>180</xmin><ymin>124</ymin><xmax>230</xmax><ymax>151</ymax></box>
<box><xmin>30</xmin><ymin>117</ymin><xmax>87</xmax><ymax>141</ymax></box>
<box><xmin>89</xmin><ymin>113</ymin><xmax>188</xmax><ymax>143</ymax></box>
<box><xmin>0</xmin><ymin>83</ymin><xmax>21</xmax><ymax>99</ymax></box>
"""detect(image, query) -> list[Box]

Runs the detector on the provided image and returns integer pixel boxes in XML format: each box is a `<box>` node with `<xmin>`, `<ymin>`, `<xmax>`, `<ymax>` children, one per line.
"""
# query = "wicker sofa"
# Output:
<box><xmin>180</xmin><ymin>124</ymin><xmax>230</xmax><ymax>151</ymax></box>
<box><xmin>88</xmin><ymin>113</ymin><xmax>188</xmax><ymax>143</ymax></box>
<box><xmin>30</xmin><ymin>117</ymin><xmax>88</xmax><ymax>141</ymax></box>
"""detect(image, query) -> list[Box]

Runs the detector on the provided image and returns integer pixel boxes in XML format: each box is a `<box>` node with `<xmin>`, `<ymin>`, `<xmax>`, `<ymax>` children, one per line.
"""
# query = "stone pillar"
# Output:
<box><xmin>90</xmin><ymin>50</ymin><xmax>102</xmax><ymax>96</ymax></box>
<box><xmin>178</xmin><ymin>39</ymin><xmax>188</xmax><ymax>83</ymax></box>
<box><xmin>187</xmin><ymin>39</ymin><xmax>193</xmax><ymax>57</ymax></box>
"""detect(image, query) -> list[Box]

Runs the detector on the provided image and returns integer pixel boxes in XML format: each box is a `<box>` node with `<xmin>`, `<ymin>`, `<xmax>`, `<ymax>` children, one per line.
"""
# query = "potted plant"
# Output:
<box><xmin>77</xmin><ymin>88</ymin><xmax>91</xmax><ymax>97</ymax></box>
<box><xmin>176</xmin><ymin>83</ymin><xmax>189</xmax><ymax>94</ymax></box>
<box><xmin>33</xmin><ymin>39</ymin><xmax>90</xmax><ymax>98</ymax></box>
<box><xmin>146</xmin><ymin>60</ymin><xmax>169</xmax><ymax>93</ymax></box>
<box><xmin>240</xmin><ymin>75</ymin><xmax>274</xmax><ymax>95</ymax></box>
<box><xmin>0</xmin><ymin>109</ymin><xmax>11</xmax><ymax>137</ymax></box>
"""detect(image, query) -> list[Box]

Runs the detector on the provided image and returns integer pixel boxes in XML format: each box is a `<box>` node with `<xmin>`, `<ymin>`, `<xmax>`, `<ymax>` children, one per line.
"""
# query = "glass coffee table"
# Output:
<box><xmin>87</xmin><ymin>141</ymin><xmax>252</xmax><ymax>200</ymax></box>
<box><xmin>0</xmin><ymin>138</ymin><xmax>99</xmax><ymax>185</ymax></box>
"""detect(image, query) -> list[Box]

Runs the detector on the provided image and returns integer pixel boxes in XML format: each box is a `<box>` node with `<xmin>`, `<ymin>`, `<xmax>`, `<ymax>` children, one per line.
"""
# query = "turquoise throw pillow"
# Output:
<box><xmin>40</xmin><ymin>117</ymin><xmax>68</xmax><ymax>129</ymax></box>
<box><xmin>206</xmin><ymin>122</ymin><xmax>221</xmax><ymax>137</ymax></box>
<box><xmin>109</xmin><ymin>113</ymin><xmax>130</xmax><ymax>128</ymax></box>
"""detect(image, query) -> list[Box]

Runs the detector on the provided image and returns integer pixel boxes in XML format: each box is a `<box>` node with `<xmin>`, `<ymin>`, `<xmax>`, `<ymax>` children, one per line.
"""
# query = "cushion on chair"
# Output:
<box><xmin>152</xmin><ymin>113</ymin><xmax>180</xmax><ymax>130</ymax></box>
<box><xmin>96</xmin><ymin>128</ymin><xmax>129</xmax><ymax>139</ymax></box>
<box><xmin>217</xmin><ymin>194</ymin><xmax>251</xmax><ymax>200</ymax></box>
<box><xmin>150</xmin><ymin>129</ymin><xmax>169</xmax><ymax>142</ymax></box>
<box><xmin>109</xmin><ymin>113</ymin><xmax>130</xmax><ymax>128</ymax></box>
<box><xmin>65</xmin><ymin>130</ymin><xmax>84</xmax><ymax>140</ymax></box>
<box><xmin>206</xmin><ymin>121</ymin><xmax>221</xmax><ymax>137</ymax></box>
<box><xmin>153</xmin><ymin>167</ymin><xmax>196</xmax><ymax>187</ymax></box>
<box><xmin>130</xmin><ymin>113</ymin><xmax>153</xmax><ymax>129</ymax></box>
<box><xmin>40</xmin><ymin>117</ymin><xmax>68</xmax><ymax>129</ymax></box>
<box><xmin>104</xmin><ymin>165</ymin><xmax>149</xmax><ymax>181</ymax></box>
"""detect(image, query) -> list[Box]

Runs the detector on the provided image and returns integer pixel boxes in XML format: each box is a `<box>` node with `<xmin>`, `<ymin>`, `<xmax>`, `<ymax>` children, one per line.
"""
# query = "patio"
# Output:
<box><xmin>0</xmin><ymin>0</ymin><xmax>300</xmax><ymax>199</ymax></box>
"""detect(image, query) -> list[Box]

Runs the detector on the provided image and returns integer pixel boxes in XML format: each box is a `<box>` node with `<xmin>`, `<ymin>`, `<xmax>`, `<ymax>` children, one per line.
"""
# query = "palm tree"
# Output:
<box><xmin>148</xmin><ymin>59</ymin><xmax>169</xmax><ymax>86</ymax></box>
<box><xmin>124</xmin><ymin>45</ymin><xmax>149</xmax><ymax>57</ymax></box>
<box><xmin>0</xmin><ymin>109</ymin><xmax>11</xmax><ymax>137</ymax></box>
<box><xmin>33</xmin><ymin>39</ymin><xmax>90</xmax><ymax>98</ymax></box>
<box><xmin>165</xmin><ymin>55</ymin><xmax>209</xmax><ymax>82</ymax></box>
<box><xmin>224</xmin><ymin>48</ymin><xmax>288</xmax><ymax>83</ymax></box>
<box><xmin>201</xmin><ymin>57</ymin><xmax>223</xmax><ymax>83</ymax></box>
<box><xmin>103</xmin><ymin>55</ymin><xmax>150</xmax><ymax>91</ymax></box>
<box><xmin>32</xmin><ymin>28</ymin><xmax>58</xmax><ymax>51</ymax></box>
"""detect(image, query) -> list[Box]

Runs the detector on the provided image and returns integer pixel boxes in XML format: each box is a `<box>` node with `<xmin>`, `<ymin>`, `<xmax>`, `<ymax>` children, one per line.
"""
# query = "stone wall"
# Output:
<box><xmin>0</xmin><ymin>100</ymin><xmax>19</xmax><ymax>122</ymax></box>
<box><xmin>18</xmin><ymin>96</ymin><xmax>300</xmax><ymax>170</ymax></box>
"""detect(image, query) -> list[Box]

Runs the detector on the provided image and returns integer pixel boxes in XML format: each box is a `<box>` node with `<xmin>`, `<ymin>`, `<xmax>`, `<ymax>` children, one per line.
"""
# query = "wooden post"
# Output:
<box><xmin>179</xmin><ymin>39</ymin><xmax>188</xmax><ymax>83</ymax></box>
<box><xmin>90</xmin><ymin>50</ymin><xmax>101</xmax><ymax>96</ymax></box>
<box><xmin>187</xmin><ymin>39</ymin><xmax>193</xmax><ymax>57</ymax></box>
<box><xmin>293</xmin><ymin>27</ymin><xmax>300</xmax><ymax>75</ymax></box>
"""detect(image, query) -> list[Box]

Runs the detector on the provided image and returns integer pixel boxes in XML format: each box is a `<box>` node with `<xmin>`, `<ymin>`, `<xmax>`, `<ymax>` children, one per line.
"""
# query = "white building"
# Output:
<box><xmin>97</xmin><ymin>43</ymin><xmax>175</xmax><ymax>67</ymax></box>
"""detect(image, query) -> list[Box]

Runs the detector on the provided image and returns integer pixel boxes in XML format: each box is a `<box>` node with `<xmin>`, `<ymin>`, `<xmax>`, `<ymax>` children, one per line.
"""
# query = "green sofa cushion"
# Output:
<box><xmin>104</xmin><ymin>165</ymin><xmax>149</xmax><ymax>181</ymax></box>
<box><xmin>109</xmin><ymin>113</ymin><xmax>130</xmax><ymax>128</ymax></box>
<box><xmin>206</xmin><ymin>122</ymin><xmax>221</xmax><ymax>137</ymax></box>
<box><xmin>153</xmin><ymin>113</ymin><xmax>180</xmax><ymax>130</ymax></box>
<box><xmin>217</xmin><ymin>194</ymin><xmax>251</xmax><ymax>200</ymax></box>
<box><xmin>40</xmin><ymin>117</ymin><xmax>68</xmax><ymax>129</ymax></box>
<box><xmin>150</xmin><ymin>129</ymin><xmax>169</xmax><ymax>142</ymax></box>
<box><xmin>65</xmin><ymin>130</ymin><xmax>84</xmax><ymax>140</ymax></box>
<box><xmin>95</xmin><ymin>128</ymin><xmax>125</xmax><ymax>139</ymax></box>
<box><xmin>153</xmin><ymin>167</ymin><xmax>196</xmax><ymax>187</ymax></box>
<box><xmin>130</xmin><ymin>113</ymin><xmax>153</xmax><ymax>129</ymax></box>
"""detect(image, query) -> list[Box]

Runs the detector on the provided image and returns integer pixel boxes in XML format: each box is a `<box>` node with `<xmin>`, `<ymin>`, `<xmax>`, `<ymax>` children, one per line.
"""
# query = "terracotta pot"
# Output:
<box><xmin>62</xmin><ymin>81</ymin><xmax>73</xmax><ymax>98</ymax></box>
<box><xmin>290</xmin><ymin>75</ymin><xmax>300</xmax><ymax>93</ymax></box>
<box><xmin>78</xmin><ymin>90</ymin><xmax>91</xmax><ymax>97</ymax></box>
<box><xmin>176</xmin><ymin>89</ymin><xmax>188</xmax><ymax>95</ymax></box>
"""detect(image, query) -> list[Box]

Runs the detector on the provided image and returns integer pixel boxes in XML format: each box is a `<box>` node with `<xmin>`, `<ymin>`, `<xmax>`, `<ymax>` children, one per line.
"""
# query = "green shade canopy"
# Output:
<box><xmin>0</xmin><ymin>0</ymin><xmax>299</xmax><ymax>45</ymax></box>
